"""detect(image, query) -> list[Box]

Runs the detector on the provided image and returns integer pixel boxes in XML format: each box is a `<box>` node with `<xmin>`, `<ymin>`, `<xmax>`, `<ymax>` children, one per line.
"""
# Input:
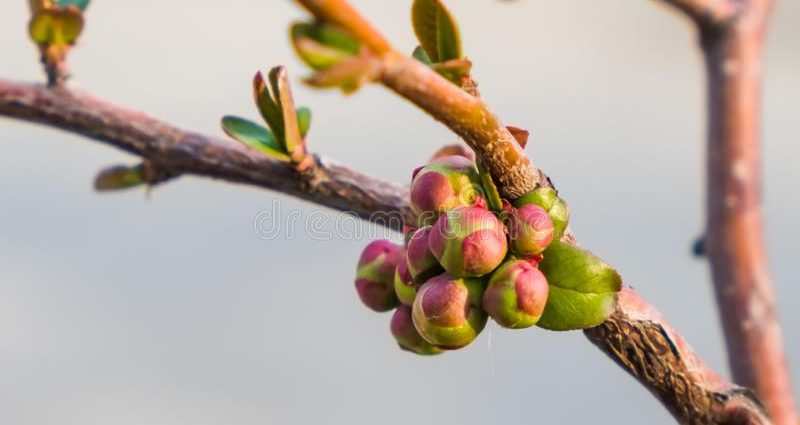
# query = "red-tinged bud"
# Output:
<box><xmin>508</xmin><ymin>204</ymin><xmax>554</xmax><ymax>258</ymax></box>
<box><xmin>429</xmin><ymin>144</ymin><xmax>476</xmax><ymax>163</ymax></box>
<box><xmin>514</xmin><ymin>187</ymin><xmax>570</xmax><ymax>241</ymax></box>
<box><xmin>410</xmin><ymin>156</ymin><xmax>484</xmax><ymax>224</ymax></box>
<box><xmin>390</xmin><ymin>305</ymin><xmax>443</xmax><ymax>355</ymax></box>
<box><xmin>483</xmin><ymin>260</ymin><xmax>549</xmax><ymax>329</ymax></box>
<box><xmin>412</xmin><ymin>274</ymin><xmax>488</xmax><ymax>349</ymax></box>
<box><xmin>355</xmin><ymin>240</ymin><xmax>402</xmax><ymax>312</ymax></box>
<box><xmin>406</xmin><ymin>226</ymin><xmax>444</xmax><ymax>282</ymax></box>
<box><xmin>428</xmin><ymin>207</ymin><xmax>508</xmax><ymax>278</ymax></box>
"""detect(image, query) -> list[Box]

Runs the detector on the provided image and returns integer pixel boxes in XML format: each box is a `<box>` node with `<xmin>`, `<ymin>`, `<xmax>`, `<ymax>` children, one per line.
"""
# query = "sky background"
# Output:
<box><xmin>1</xmin><ymin>1</ymin><xmax>798</xmax><ymax>424</ymax></box>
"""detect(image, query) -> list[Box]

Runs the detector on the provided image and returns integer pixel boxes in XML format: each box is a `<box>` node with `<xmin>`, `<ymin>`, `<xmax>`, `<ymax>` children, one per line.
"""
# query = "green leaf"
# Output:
<box><xmin>304</xmin><ymin>55</ymin><xmax>380</xmax><ymax>94</ymax></box>
<box><xmin>252</xmin><ymin>72</ymin><xmax>284</xmax><ymax>147</ymax></box>
<box><xmin>292</xmin><ymin>22</ymin><xmax>360</xmax><ymax>54</ymax></box>
<box><xmin>536</xmin><ymin>241</ymin><xmax>622</xmax><ymax>331</ymax></box>
<box><xmin>411</xmin><ymin>0</ymin><xmax>463</xmax><ymax>63</ymax></box>
<box><xmin>296</xmin><ymin>107</ymin><xmax>312</xmax><ymax>138</ymax></box>
<box><xmin>269</xmin><ymin>67</ymin><xmax>303</xmax><ymax>158</ymax></box>
<box><xmin>432</xmin><ymin>59</ymin><xmax>472</xmax><ymax>86</ymax></box>
<box><xmin>94</xmin><ymin>164</ymin><xmax>145</xmax><ymax>191</ymax></box>
<box><xmin>412</xmin><ymin>45</ymin><xmax>434</xmax><ymax>65</ymax></box>
<box><xmin>475</xmin><ymin>158</ymin><xmax>503</xmax><ymax>212</ymax></box>
<box><xmin>221</xmin><ymin>116</ymin><xmax>290</xmax><ymax>161</ymax></box>
<box><xmin>291</xmin><ymin>22</ymin><xmax>360</xmax><ymax>71</ymax></box>
<box><xmin>58</xmin><ymin>0</ymin><xmax>91</xmax><ymax>11</ymax></box>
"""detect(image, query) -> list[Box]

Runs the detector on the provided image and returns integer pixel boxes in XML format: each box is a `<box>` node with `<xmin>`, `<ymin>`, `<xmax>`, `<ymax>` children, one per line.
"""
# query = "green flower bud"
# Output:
<box><xmin>390</xmin><ymin>305</ymin><xmax>443</xmax><ymax>355</ymax></box>
<box><xmin>514</xmin><ymin>187</ymin><xmax>570</xmax><ymax>240</ymax></box>
<box><xmin>507</xmin><ymin>204</ymin><xmax>554</xmax><ymax>258</ymax></box>
<box><xmin>355</xmin><ymin>240</ymin><xmax>402</xmax><ymax>312</ymax></box>
<box><xmin>412</xmin><ymin>274</ymin><xmax>488</xmax><ymax>349</ymax></box>
<box><xmin>483</xmin><ymin>260</ymin><xmax>549</xmax><ymax>329</ymax></box>
<box><xmin>428</xmin><ymin>207</ymin><xmax>507</xmax><ymax>278</ymax></box>
<box><xmin>410</xmin><ymin>156</ymin><xmax>484</xmax><ymax>225</ymax></box>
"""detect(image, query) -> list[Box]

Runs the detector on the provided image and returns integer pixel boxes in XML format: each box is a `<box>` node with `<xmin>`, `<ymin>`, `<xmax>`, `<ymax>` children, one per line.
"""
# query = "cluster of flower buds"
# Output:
<box><xmin>354</xmin><ymin>148</ymin><xmax>570</xmax><ymax>355</ymax></box>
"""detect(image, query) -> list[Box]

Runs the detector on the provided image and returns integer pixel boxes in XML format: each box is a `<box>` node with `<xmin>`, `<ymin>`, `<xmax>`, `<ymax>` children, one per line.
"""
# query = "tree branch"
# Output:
<box><xmin>0</xmin><ymin>79</ymin><xmax>411</xmax><ymax>228</ymax></box>
<box><xmin>654</xmin><ymin>0</ymin><xmax>739</xmax><ymax>27</ymax></box>
<box><xmin>586</xmin><ymin>289</ymin><xmax>772</xmax><ymax>425</ymax></box>
<box><xmin>653</xmin><ymin>0</ymin><xmax>796</xmax><ymax>422</ymax></box>
<box><xmin>295</xmin><ymin>0</ymin><xmax>539</xmax><ymax>200</ymax></box>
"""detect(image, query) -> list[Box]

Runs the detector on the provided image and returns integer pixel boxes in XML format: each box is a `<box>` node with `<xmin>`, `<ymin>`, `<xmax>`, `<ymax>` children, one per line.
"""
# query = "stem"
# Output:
<box><xmin>0</xmin><ymin>80</ymin><xmax>412</xmax><ymax>228</ymax></box>
<box><xmin>700</xmin><ymin>3</ymin><xmax>796</xmax><ymax>423</ymax></box>
<box><xmin>295</xmin><ymin>0</ymin><xmax>539</xmax><ymax>200</ymax></box>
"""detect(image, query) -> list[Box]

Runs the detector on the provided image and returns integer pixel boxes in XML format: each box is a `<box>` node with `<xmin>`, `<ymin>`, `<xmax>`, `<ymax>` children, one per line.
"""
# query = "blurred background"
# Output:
<box><xmin>1</xmin><ymin>1</ymin><xmax>798</xmax><ymax>424</ymax></box>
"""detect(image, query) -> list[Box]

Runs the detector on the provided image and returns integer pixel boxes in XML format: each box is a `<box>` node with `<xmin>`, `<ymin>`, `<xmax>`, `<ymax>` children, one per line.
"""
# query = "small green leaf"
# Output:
<box><xmin>291</xmin><ymin>22</ymin><xmax>360</xmax><ymax>71</ymax></box>
<box><xmin>58</xmin><ymin>0</ymin><xmax>91</xmax><ymax>11</ymax></box>
<box><xmin>252</xmin><ymin>72</ymin><xmax>284</xmax><ymax>147</ymax></box>
<box><xmin>536</xmin><ymin>241</ymin><xmax>622</xmax><ymax>331</ymax></box>
<box><xmin>304</xmin><ymin>55</ymin><xmax>380</xmax><ymax>94</ymax></box>
<box><xmin>269</xmin><ymin>66</ymin><xmax>303</xmax><ymax>157</ymax></box>
<box><xmin>292</xmin><ymin>22</ymin><xmax>360</xmax><ymax>54</ymax></box>
<box><xmin>296</xmin><ymin>107</ymin><xmax>312</xmax><ymax>138</ymax></box>
<box><xmin>411</xmin><ymin>0</ymin><xmax>463</xmax><ymax>63</ymax></box>
<box><xmin>221</xmin><ymin>116</ymin><xmax>290</xmax><ymax>161</ymax></box>
<box><xmin>431</xmin><ymin>58</ymin><xmax>472</xmax><ymax>86</ymax></box>
<box><xmin>412</xmin><ymin>45</ymin><xmax>433</xmax><ymax>65</ymax></box>
<box><xmin>475</xmin><ymin>158</ymin><xmax>503</xmax><ymax>212</ymax></box>
<box><xmin>94</xmin><ymin>164</ymin><xmax>144</xmax><ymax>191</ymax></box>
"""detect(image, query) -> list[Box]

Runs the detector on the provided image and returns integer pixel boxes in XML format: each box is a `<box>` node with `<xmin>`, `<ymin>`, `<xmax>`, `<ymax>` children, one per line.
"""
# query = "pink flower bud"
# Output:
<box><xmin>483</xmin><ymin>260</ymin><xmax>549</xmax><ymax>329</ymax></box>
<box><xmin>390</xmin><ymin>305</ymin><xmax>443</xmax><ymax>355</ymax></box>
<box><xmin>406</xmin><ymin>226</ymin><xmax>443</xmax><ymax>282</ymax></box>
<box><xmin>355</xmin><ymin>240</ymin><xmax>402</xmax><ymax>312</ymax></box>
<box><xmin>508</xmin><ymin>204</ymin><xmax>554</xmax><ymax>258</ymax></box>
<box><xmin>410</xmin><ymin>156</ymin><xmax>483</xmax><ymax>224</ymax></box>
<box><xmin>428</xmin><ymin>206</ymin><xmax>508</xmax><ymax>278</ymax></box>
<box><xmin>412</xmin><ymin>274</ymin><xmax>487</xmax><ymax>349</ymax></box>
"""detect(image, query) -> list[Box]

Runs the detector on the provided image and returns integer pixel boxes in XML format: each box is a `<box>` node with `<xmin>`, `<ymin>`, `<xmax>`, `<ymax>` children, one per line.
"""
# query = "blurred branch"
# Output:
<box><xmin>653</xmin><ymin>0</ymin><xmax>797</xmax><ymax>423</ymax></box>
<box><xmin>656</xmin><ymin>0</ymin><xmax>739</xmax><ymax>27</ymax></box>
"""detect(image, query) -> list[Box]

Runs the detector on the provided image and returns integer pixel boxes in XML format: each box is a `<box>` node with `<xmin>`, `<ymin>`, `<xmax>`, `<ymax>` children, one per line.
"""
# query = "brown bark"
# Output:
<box><xmin>0</xmin><ymin>77</ymin><xmax>772</xmax><ymax>425</ymax></box>
<box><xmin>586</xmin><ymin>289</ymin><xmax>772</xmax><ymax>425</ymax></box>
<box><xmin>0</xmin><ymin>80</ymin><xmax>412</xmax><ymax>228</ymax></box>
<box><xmin>701</xmin><ymin>5</ymin><xmax>796</xmax><ymax>425</ymax></box>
